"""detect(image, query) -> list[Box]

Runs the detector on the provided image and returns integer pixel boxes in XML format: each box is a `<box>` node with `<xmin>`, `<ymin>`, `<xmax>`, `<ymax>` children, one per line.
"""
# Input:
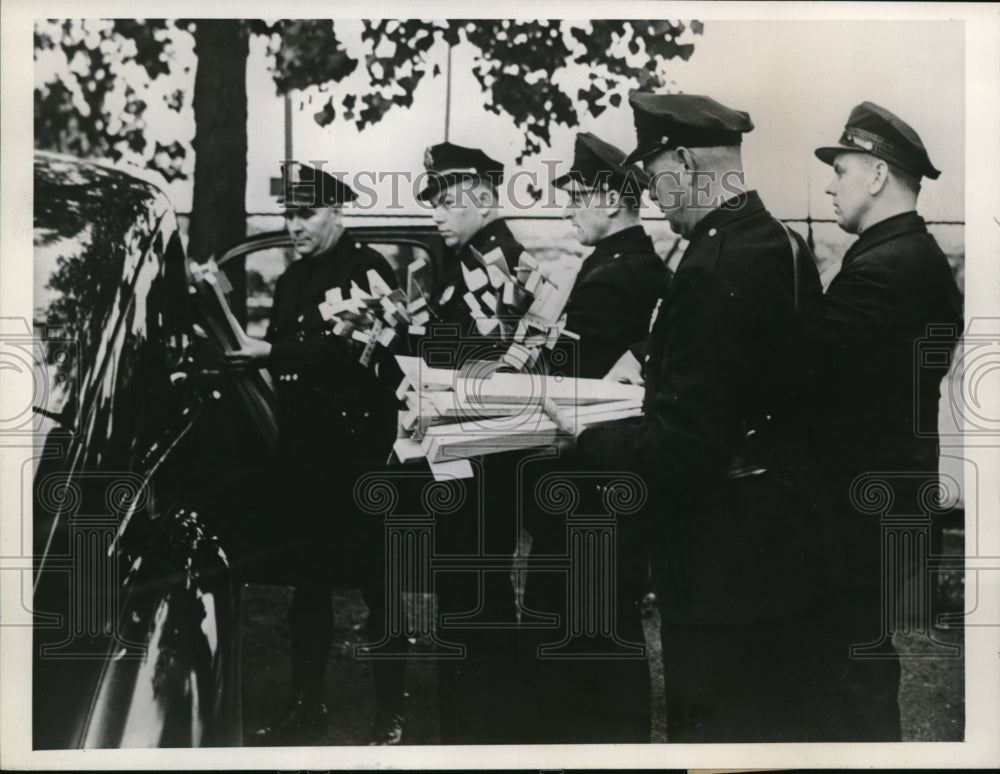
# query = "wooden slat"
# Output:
<box><xmin>422</xmin><ymin>405</ymin><xmax>642</xmax><ymax>463</ymax></box>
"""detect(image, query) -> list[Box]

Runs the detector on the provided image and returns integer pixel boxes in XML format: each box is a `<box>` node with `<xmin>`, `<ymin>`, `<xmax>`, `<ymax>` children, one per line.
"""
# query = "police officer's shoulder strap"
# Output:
<box><xmin>777</xmin><ymin>220</ymin><xmax>801</xmax><ymax>317</ymax></box>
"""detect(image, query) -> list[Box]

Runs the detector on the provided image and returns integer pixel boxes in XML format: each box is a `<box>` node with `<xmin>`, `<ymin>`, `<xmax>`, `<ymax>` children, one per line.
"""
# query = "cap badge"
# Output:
<box><xmin>846</xmin><ymin>133</ymin><xmax>874</xmax><ymax>151</ymax></box>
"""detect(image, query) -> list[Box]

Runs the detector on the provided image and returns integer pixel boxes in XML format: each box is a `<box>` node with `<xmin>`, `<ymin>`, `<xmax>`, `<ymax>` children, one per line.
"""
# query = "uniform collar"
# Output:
<box><xmin>686</xmin><ymin>190</ymin><xmax>764</xmax><ymax>244</ymax></box>
<box><xmin>590</xmin><ymin>224</ymin><xmax>653</xmax><ymax>259</ymax></box>
<box><xmin>845</xmin><ymin>210</ymin><xmax>926</xmax><ymax>265</ymax></box>
<box><xmin>464</xmin><ymin>217</ymin><xmax>515</xmax><ymax>257</ymax></box>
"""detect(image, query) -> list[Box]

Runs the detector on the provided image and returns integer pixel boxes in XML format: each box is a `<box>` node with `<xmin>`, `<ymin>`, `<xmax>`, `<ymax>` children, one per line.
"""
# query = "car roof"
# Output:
<box><xmin>35</xmin><ymin>151</ymin><xmax>173</xmax><ymax>216</ymax></box>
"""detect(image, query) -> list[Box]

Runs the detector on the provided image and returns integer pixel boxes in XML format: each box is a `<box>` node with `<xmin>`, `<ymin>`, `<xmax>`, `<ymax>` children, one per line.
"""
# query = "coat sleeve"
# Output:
<box><xmin>264</xmin><ymin>272</ymin><xmax>286</xmax><ymax>345</ymax></box>
<box><xmin>576</xmin><ymin>266</ymin><xmax>749</xmax><ymax>497</ymax></box>
<box><xmin>562</xmin><ymin>268</ymin><xmax>642</xmax><ymax>379</ymax></box>
<box><xmin>816</xmin><ymin>255</ymin><xmax>897</xmax><ymax>338</ymax></box>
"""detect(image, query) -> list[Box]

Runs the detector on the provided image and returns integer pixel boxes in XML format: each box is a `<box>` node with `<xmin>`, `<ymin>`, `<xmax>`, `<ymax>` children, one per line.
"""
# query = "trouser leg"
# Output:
<box><xmin>357</xmin><ymin>563</ymin><xmax>408</xmax><ymax>720</ymax></box>
<box><xmin>434</xmin><ymin>506</ymin><xmax>519</xmax><ymax>741</ymax></box>
<box><xmin>288</xmin><ymin>584</ymin><xmax>334</xmax><ymax>704</ymax></box>
<box><xmin>520</xmin><ymin>518</ymin><xmax>651</xmax><ymax>743</ymax></box>
<box><xmin>823</xmin><ymin>587</ymin><xmax>902</xmax><ymax>741</ymax></box>
<box><xmin>661</xmin><ymin>612</ymin><xmax>829</xmax><ymax>743</ymax></box>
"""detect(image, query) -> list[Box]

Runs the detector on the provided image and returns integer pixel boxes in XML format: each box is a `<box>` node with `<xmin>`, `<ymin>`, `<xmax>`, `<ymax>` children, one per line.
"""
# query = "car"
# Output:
<box><xmin>29</xmin><ymin>152</ymin><xmax>445</xmax><ymax>749</ymax></box>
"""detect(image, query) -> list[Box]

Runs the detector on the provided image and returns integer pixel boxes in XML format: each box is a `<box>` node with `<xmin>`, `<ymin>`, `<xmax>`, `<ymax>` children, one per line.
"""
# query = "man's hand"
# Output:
<box><xmin>541</xmin><ymin>398</ymin><xmax>582</xmax><ymax>462</ymax></box>
<box><xmin>542</xmin><ymin>397</ymin><xmax>579</xmax><ymax>437</ymax></box>
<box><xmin>603</xmin><ymin>350</ymin><xmax>644</xmax><ymax>386</ymax></box>
<box><xmin>224</xmin><ymin>337</ymin><xmax>272</xmax><ymax>368</ymax></box>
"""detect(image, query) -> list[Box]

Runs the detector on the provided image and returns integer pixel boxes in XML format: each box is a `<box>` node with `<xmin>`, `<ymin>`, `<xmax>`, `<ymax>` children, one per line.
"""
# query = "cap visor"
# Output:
<box><xmin>416</xmin><ymin>177</ymin><xmax>445</xmax><ymax>202</ymax></box>
<box><xmin>814</xmin><ymin>144</ymin><xmax>860</xmax><ymax>165</ymax></box>
<box><xmin>419</xmin><ymin>170</ymin><xmax>499</xmax><ymax>202</ymax></box>
<box><xmin>551</xmin><ymin>172</ymin><xmax>594</xmax><ymax>192</ymax></box>
<box><xmin>277</xmin><ymin>193</ymin><xmax>323</xmax><ymax>207</ymax></box>
<box><xmin>623</xmin><ymin>146</ymin><xmax>663</xmax><ymax>166</ymax></box>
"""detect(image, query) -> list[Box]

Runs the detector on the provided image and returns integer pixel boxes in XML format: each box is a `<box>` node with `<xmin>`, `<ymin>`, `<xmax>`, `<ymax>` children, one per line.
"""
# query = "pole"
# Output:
<box><xmin>444</xmin><ymin>44</ymin><xmax>452</xmax><ymax>141</ymax></box>
<box><xmin>284</xmin><ymin>92</ymin><xmax>293</xmax><ymax>161</ymax></box>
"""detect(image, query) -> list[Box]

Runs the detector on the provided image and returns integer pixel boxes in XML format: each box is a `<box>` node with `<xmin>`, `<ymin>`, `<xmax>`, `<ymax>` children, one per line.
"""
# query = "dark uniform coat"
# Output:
<box><xmin>812</xmin><ymin>210</ymin><xmax>962</xmax><ymax>504</ymax></box>
<box><xmin>575</xmin><ymin>191</ymin><xmax>833</xmax><ymax>742</ymax></box>
<box><xmin>578</xmin><ymin>191</ymin><xmax>829</xmax><ymax>624</ymax></box>
<box><xmin>807</xmin><ymin>210</ymin><xmax>962</xmax><ymax>742</ymax></box>
<box><xmin>560</xmin><ymin>224</ymin><xmax>669</xmax><ymax>379</ymax></box>
<box><xmin>266</xmin><ymin>231</ymin><xmax>400</xmax><ymax>571</ymax></box>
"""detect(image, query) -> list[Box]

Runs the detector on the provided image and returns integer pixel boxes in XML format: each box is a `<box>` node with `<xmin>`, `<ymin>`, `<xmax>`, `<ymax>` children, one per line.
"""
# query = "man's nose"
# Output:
<box><xmin>825</xmin><ymin>178</ymin><xmax>836</xmax><ymax>196</ymax></box>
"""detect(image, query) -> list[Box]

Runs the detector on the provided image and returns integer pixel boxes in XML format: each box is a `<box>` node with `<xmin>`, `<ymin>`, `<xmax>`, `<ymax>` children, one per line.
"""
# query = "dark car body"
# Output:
<box><xmin>31</xmin><ymin>153</ymin><xmax>256</xmax><ymax>748</ymax></box>
<box><xmin>30</xmin><ymin>153</ymin><xmax>446</xmax><ymax>749</ymax></box>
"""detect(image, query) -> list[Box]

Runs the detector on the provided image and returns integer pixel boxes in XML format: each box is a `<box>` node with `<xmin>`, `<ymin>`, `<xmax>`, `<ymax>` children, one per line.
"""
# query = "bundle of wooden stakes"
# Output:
<box><xmin>459</xmin><ymin>244</ymin><xmax>579</xmax><ymax>370</ymax></box>
<box><xmin>315</xmin><ymin>268</ymin><xmax>414</xmax><ymax>367</ymax></box>
<box><xmin>392</xmin><ymin>355</ymin><xmax>644</xmax><ymax>470</ymax></box>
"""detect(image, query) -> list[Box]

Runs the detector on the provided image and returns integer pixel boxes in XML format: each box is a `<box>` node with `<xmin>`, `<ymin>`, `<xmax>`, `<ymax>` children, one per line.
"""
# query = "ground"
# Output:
<box><xmin>240</xmin><ymin>529</ymin><xmax>965</xmax><ymax>745</ymax></box>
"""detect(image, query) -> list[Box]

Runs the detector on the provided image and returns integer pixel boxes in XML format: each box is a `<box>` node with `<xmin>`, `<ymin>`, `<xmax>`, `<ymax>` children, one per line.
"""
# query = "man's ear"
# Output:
<box><xmin>605</xmin><ymin>188</ymin><xmax>623</xmax><ymax>216</ymax></box>
<box><xmin>475</xmin><ymin>185</ymin><xmax>497</xmax><ymax>218</ymax></box>
<box><xmin>676</xmin><ymin>146</ymin><xmax>696</xmax><ymax>173</ymax></box>
<box><xmin>868</xmin><ymin>159</ymin><xmax>890</xmax><ymax>195</ymax></box>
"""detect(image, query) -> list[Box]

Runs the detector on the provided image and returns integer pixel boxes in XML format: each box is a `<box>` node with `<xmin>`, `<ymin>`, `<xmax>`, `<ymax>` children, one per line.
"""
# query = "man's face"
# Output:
<box><xmin>430</xmin><ymin>182</ymin><xmax>488</xmax><ymax>249</ymax></box>
<box><xmin>825</xmin><ymin>152</ymin><xmax>876</xmax><ymax>235</ymax></box>
<box><xmin>643</xmin><ymin>149</ymin><xmax>688</xmax><ymax>237</ymax></box>
<box><xmin>564</xmin><ymin>186</ymin><xmax>617</xmax><ymax>246</ymax></box>
<box><xmin>283</xmin><ymin>205</ymin><xmax>343</xmax><ymax>257</ymax></box>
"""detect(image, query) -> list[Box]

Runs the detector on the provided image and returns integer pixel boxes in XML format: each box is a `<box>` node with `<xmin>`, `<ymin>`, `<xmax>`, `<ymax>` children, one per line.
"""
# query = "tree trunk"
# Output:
<box><xmin>189</xmin><ymin>20</ymin><xmax>249</xmax><ymax>323</ymax></box>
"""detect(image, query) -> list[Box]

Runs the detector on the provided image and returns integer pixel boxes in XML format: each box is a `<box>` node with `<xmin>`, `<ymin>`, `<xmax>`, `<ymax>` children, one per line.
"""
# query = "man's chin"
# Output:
<box><xmin>835</xmin><ymin>215</ymin><xmax>857</xmax><ymax>234</ymax></box>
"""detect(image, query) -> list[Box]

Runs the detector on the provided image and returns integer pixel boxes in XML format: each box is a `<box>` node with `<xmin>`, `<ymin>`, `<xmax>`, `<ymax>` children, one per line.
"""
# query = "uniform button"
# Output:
<box><xmin>708</xmin><ymin>228</ymin><xmax>718</xmax><ymax>237</ymax></box>
<box><xmin>292</xmin><ymin>373</ymin><xmax>299</xmax><ymax>381</ymax></box>
<box><xmin>355</xmin><ymin>242</ymin><xmax>362</xmax><ymax>249</ymax></box>
<box><xmin>341</xmin><ymin>411</ymin><xmax>348</xmax><ymax>418</ymax></box>
<box><xmin>363</xmin><ymin>411</ymin><xmax>371</xmax><ymax>418</ymax></box>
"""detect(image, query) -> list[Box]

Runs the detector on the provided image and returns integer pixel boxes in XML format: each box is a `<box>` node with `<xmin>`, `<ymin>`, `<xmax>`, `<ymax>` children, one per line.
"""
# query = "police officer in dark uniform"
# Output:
<box><xmin>557</xmin><ymin>93</ymin><xmax>834</xmax><ymax>742</ymax></box>
<box><xmin>404</xmin><ymin>143</ymin><xmax>528</xmax><ymax>743</ymax></box>
<box><xmin>811</xmin><ymin>103</ymin><xmax>963</xmax><ymax>741</ymax></box>
<box><xmin>518</xmin><ymin>131</ymin><xmax>669</xmax><ymax>742</ymax></box>
<box><xmin>228</xmin><ymin>163</ymin><xmax>407</xmax><ymax>745</ymax></box>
